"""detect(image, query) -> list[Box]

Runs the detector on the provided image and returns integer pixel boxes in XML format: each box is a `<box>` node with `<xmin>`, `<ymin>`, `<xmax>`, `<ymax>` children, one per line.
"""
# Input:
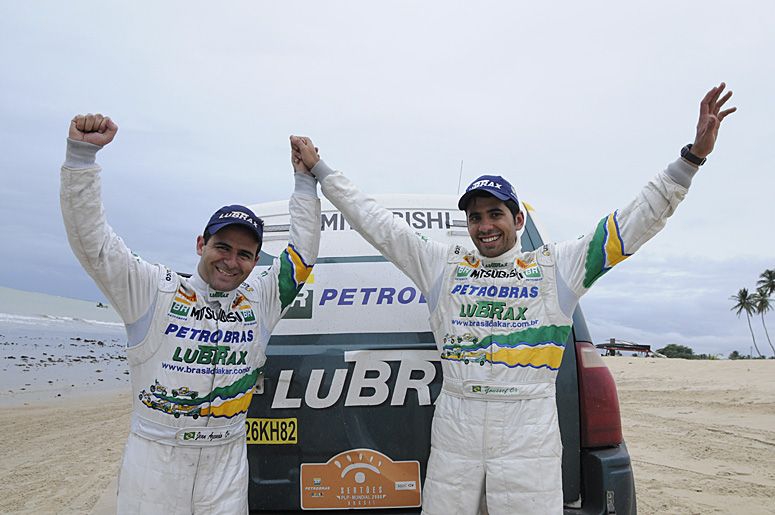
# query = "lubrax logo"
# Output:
<box><xmin>468</xmin><ymin>179</ymin><xmax>502</xmax><ymax>190</ymax></box>
<box><xmin>483</xmin><ymin>262</ymin><xmax>510</xmax><ymax>268</ymax></box>
<box><xmin>470</xmin><ymin>268</ymin><xmax>523</xmax><ymax>280</ymax></box>
<box><xmin>172</xmin><ymin>344</ymin><xmax>248</xmax><ymax>366</ymax></box>
<box><xmin>458</xmin><ymin>301</ymin><xmax>527</xmax><ymax>321</ymax></box>
<box><xmin>218</xmin><ymin>210</ymin><xmax>260</xmax><ymax>228</ymax></box>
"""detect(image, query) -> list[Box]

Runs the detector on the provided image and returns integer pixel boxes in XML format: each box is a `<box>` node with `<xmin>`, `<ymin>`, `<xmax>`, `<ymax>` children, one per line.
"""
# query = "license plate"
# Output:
<box><xmin>245</xmin><ymin>417</ymin><xmax>298</xmax><ymax>444</ymax></box>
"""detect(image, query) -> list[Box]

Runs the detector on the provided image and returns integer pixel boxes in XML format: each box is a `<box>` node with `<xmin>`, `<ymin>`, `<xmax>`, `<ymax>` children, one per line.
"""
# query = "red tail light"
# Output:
<box><xmin>576</xmin><ymin>341</ymin><xmax>623</xmax><ymax>448</ymax></box>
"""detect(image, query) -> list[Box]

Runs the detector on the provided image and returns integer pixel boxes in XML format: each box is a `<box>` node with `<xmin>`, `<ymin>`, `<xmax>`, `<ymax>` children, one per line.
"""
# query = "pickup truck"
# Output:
<box><xmin>246</xmin><ymin>195</ymin><xmax>636</xmax><ymax>514</ymax></box>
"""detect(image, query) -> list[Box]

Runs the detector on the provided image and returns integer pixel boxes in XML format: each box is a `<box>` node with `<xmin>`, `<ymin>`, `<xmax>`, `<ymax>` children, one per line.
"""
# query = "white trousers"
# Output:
<box><xmin>421</xmin><ymin>392</ymin><xmax>563</xmax><ymax>515</ymax></box>
<box><xmin>116</xmin><ymin>432</ymin><xmax>249</xmax><ymax>515</ymax></box>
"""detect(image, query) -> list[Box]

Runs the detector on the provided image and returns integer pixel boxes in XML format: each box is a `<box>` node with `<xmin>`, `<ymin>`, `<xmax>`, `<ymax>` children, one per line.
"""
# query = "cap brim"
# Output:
<box><xmin>457</xmin><ymin>189</ymin><xmax>512</xmax><ymax>210</ymax></box>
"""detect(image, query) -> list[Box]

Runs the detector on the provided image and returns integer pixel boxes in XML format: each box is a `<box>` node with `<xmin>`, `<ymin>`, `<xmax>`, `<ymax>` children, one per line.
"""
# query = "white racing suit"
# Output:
<box><xmin>60</xmin><ymin>140</ymin><xmax>321</xmax><ymax>514</ymax></box>
<box><xmin>315</xmin><ymin>158</ymin><xmax>696</xmax><ymax>514</ymax></box>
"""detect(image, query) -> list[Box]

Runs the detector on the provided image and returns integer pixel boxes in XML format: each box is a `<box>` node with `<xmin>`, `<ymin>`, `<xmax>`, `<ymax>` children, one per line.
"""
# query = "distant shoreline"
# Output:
<box><xmin>0</xmin><ymin>285</ymin><xmax>122</xmax><ymax>324</ymax></box>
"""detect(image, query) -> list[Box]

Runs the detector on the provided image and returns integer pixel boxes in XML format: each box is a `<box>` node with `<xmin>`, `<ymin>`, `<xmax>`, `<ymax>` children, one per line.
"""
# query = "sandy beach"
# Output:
<box><xmin>1</xmin><ymin>293</ymin><xmax>773</xmax><ymax>515</ymax></box>
<box><xmin>606</xmin><ymin>357</ymin><xmax>775</xmax><ymax>515</ymax></box>
<box><xmin>1</xmin><ymin>357</ymin><xmax>773</xmax><ymax>514</ymax></box>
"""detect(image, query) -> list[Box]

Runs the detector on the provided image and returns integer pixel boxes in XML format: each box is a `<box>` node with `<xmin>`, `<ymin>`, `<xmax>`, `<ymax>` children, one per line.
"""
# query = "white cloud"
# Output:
<box><xmin>1</xmin><ymin>0</ymin><xmax>773</xmax><ymax>355</ymax></box>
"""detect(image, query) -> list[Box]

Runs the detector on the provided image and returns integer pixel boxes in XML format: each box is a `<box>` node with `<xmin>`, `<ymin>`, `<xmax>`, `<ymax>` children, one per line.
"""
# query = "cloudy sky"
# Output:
<box><xmin>1</xmin><ymin>1</ymin><xmax>773</xmax><ymax>357</ymax></box>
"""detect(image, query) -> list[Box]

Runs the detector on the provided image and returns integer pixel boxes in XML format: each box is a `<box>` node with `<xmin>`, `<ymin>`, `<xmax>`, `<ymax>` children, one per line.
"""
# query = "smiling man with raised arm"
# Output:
<box><xmin>61</xmin><ymin>114</ymin><xmax>321</xmax><ymax>514</ymax></box>
<box><xmin>291</xmin><ymin>84</ymin><xmax>735</xmax><ymax>515</ymax></box>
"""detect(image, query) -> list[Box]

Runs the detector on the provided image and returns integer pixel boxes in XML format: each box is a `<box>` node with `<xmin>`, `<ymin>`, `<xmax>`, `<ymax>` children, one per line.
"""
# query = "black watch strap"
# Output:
<box><xmin>681</xmin><ymin>144</ymin><xmax>706</xmax><ymax>166</ymax></box>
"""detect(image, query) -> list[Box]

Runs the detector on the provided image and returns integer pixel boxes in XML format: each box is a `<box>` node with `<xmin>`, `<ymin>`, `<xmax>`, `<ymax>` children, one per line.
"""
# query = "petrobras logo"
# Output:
<box><xmin>163</xmin><ymin>322</ymin><xmax>254</xmax><ymax>344</ymax></box>
<box><xmin>516</xmin><ymin>258</ymin><xmax>543</xmax><ymax>281</ymax></box>
<box><xmin>169</xmin><ymin>300</ymin><xmax>191</xmax><ymax>319</ymax></box>
<box><xmin>318</xmin><ymin>286</ymin><xmax>425</xmax><ymax>306</ymax></box>
<box><xmin>232</xmin><ymin>294</ymin><xmax>257</xmax><ymax>324</ymax></box>
<box><xmin>450</xmin><ymin>283</ymin><xmax>539</xmax><ymax>299</ymax></box>
<box><xmin>456</xmin><ymin>266</ymin><xmax>472</xmax><ymax>279</ymax></box>
<box><xmin>283</xmin><ymin>289</ymin><xmax>313</xmax><ymax>319</ymax></box>
<box><xmin>455</xmin><ymin>256</ymin><xmax>480</xmax><ymax>280</ymax></box>
<box><xmin>169</xmin><ymin>288</ymin><xmax>197</xmax><ymax>320</ymax></box>
<box><xmin>523</xmin><ymin>266</ymin><xmax>543</xmax><ymax>280</ymax></box>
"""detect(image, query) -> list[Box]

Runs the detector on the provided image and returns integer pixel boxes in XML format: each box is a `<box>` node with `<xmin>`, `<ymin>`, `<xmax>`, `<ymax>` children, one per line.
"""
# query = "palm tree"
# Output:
<box><xmin>730</xmin><ymin>288</ymin><xmax>763</xmax><ymax>358</ymax></box>
<box><xmin>752</xmin><ymin>288</ymin><xmax>775</xmax><ymax>357</ymax></box>
<box><xmin>757</xmin><ymin>269</ymin><xmax>775</xmax><ymax>294</ymax></box>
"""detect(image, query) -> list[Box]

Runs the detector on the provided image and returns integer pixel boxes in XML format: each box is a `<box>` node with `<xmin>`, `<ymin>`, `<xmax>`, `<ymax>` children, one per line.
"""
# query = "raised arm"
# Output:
<box><xmin>60</xmin><ymin>114</ymin><xmax>159</xmax><ymax>325</ymax></box>
<box><xmin>291</xmin><ymin>136</ymin><xmax>449</xmax><ymax>297</ymax></box>
<box><xmin>252</xmin><ymin>139</ymin><xmax>321</xmax><ymax>330</ymax></box>
<box><xmin>555</xmin><ymin>83</ymin><xmax>736</xmax><ymax>308</ymax></box>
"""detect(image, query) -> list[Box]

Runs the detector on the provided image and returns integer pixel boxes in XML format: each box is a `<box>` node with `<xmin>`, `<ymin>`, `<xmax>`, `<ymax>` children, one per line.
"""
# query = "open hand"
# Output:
<box><xmin>691</xmin><ymin>83</ymin><xmax>736</xmax><ymax>158</ymax></box>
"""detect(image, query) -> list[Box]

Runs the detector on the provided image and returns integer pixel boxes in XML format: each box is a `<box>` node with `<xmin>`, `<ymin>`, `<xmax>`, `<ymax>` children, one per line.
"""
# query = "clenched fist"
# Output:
<box><xmin>69</xmin><ymin>113</ymin><xmax>118</xmax><ymax>147</ymax></box>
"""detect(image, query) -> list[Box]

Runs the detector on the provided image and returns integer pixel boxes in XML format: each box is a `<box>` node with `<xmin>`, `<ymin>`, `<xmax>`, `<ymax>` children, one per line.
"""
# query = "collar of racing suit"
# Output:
<box><xmin>189</xmin><ymin>271</ymin><xmax>239</xmax><ymax>311</ymax></box>
<box><xmin>472</xmin><ymin>239</ymin><xmax>523</xmax><ymax>265</ymax></box>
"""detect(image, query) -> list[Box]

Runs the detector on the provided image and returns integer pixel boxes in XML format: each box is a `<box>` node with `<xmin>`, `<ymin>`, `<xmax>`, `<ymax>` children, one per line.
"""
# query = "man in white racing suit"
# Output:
<box><xmin>290</xmin><ymin>83</ymin><xmax>735</xmax><ymax>514</ymax></box>
<box><xmin>61</xmin><ymin>114</ymin><xmax>321</xmax><ymax>514</ymax></box>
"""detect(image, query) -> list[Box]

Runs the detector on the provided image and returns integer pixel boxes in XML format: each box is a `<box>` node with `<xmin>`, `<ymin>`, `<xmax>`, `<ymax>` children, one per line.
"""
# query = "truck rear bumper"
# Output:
<box><xmin>564</xmin><ymin>443</ymin><xmax>637</xmax><ymax>514</ymax></box>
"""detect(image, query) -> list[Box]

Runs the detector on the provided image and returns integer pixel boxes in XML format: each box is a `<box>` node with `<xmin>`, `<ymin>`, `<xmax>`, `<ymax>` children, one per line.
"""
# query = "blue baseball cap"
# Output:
<box><xmin>205</xmin><ymin>205</ymin><xmax>264</xmax><ymax>243</ymax></box>
<box><xmin>457</xmin><ymin>175</ymin><xmax>520</xmax><ymax>211</ymax></box>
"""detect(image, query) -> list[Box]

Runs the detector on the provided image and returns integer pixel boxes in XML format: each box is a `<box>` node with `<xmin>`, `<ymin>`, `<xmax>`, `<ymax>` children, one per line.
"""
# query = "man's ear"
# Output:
<box><xmin>196</xmin><ymin>235</ymin><xmax>205</xmax><ymax>256</ymax></box>
<box><xmin>515</xmin><ymin>211</ymin><xmax>525</xmax><ymax>231</ymax></box>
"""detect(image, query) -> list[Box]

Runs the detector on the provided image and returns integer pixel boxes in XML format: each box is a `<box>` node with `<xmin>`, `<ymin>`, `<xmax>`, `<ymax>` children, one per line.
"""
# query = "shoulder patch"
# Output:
<box><xmin>447</xmin><ymin>244</ymin><xmax>471</xmax><ymax>263</ymax></box>
<box><xmin>239</xmin><ymin>281</ymin><xmax>260</xmax><ymax>303</ymax></box>
<box><xmin>158</xmin><ymin>266</ymin><xmax>179</xmax><ymax>293</ymax></box>
<box><xmin>535</xmin><ymin>245</ymin><xmax>556</xmax><ymax>267</ymax></box>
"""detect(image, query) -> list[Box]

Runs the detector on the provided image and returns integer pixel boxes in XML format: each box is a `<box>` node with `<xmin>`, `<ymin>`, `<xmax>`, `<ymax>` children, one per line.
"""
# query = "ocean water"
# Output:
<box><xmin>0</xmin><ymin>287</ymin><xmax>128</xmax><ymax>404</ymax></box>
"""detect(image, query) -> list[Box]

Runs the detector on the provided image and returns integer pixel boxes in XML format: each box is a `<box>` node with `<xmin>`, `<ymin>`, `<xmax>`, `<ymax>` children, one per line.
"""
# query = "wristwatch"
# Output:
<box><xmin>681</xmin><ymin>144</ymin><xmax>706</xmax><ymax>166</ymax></box>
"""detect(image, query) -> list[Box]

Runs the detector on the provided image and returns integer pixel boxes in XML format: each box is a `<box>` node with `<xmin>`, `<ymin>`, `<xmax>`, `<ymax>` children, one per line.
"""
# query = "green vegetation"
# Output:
<box><xmin>656</xmin><ymin>344</ymin><xmax>718</xmax><ymax>360</ymax></box>
<box><xmin>731</xmin><ymin>268</ymin><xmax>775</xmax><ymax>358</ymax></box>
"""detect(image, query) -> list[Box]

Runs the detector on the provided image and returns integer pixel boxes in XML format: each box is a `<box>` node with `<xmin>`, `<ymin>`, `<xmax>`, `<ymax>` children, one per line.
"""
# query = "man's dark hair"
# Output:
<box><xmin>463</xmin><ymin>191</ymin><xmax>521</xmax><ymax>219</ymax></box>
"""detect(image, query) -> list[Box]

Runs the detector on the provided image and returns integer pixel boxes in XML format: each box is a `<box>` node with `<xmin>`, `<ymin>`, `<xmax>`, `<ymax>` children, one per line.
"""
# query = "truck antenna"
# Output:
<box><xmin>456</xmin><ymin>160</ymin><xmax>464</xmax><ymax>195</ymax></box>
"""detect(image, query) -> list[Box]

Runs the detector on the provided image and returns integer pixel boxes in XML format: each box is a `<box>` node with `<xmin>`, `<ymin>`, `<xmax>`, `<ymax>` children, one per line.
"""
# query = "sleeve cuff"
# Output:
<box><xmin>311</xmin><ymin>160</ymin><xmax>336</xmax><ymax>183</ymax></box>
<box><xmin>294</xmin><ymin>172</ymin><xmax>319</xmax><ymax>197</ymax></box>
<box><xmin>664</xmin><ymin>157</ymin><xmax>698</xmax><ymax>189</ymax></box>
<box><xmin>64</xmin><ymin>139</ymin><xmax>102</xmax><ymax>169</ymax></box>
